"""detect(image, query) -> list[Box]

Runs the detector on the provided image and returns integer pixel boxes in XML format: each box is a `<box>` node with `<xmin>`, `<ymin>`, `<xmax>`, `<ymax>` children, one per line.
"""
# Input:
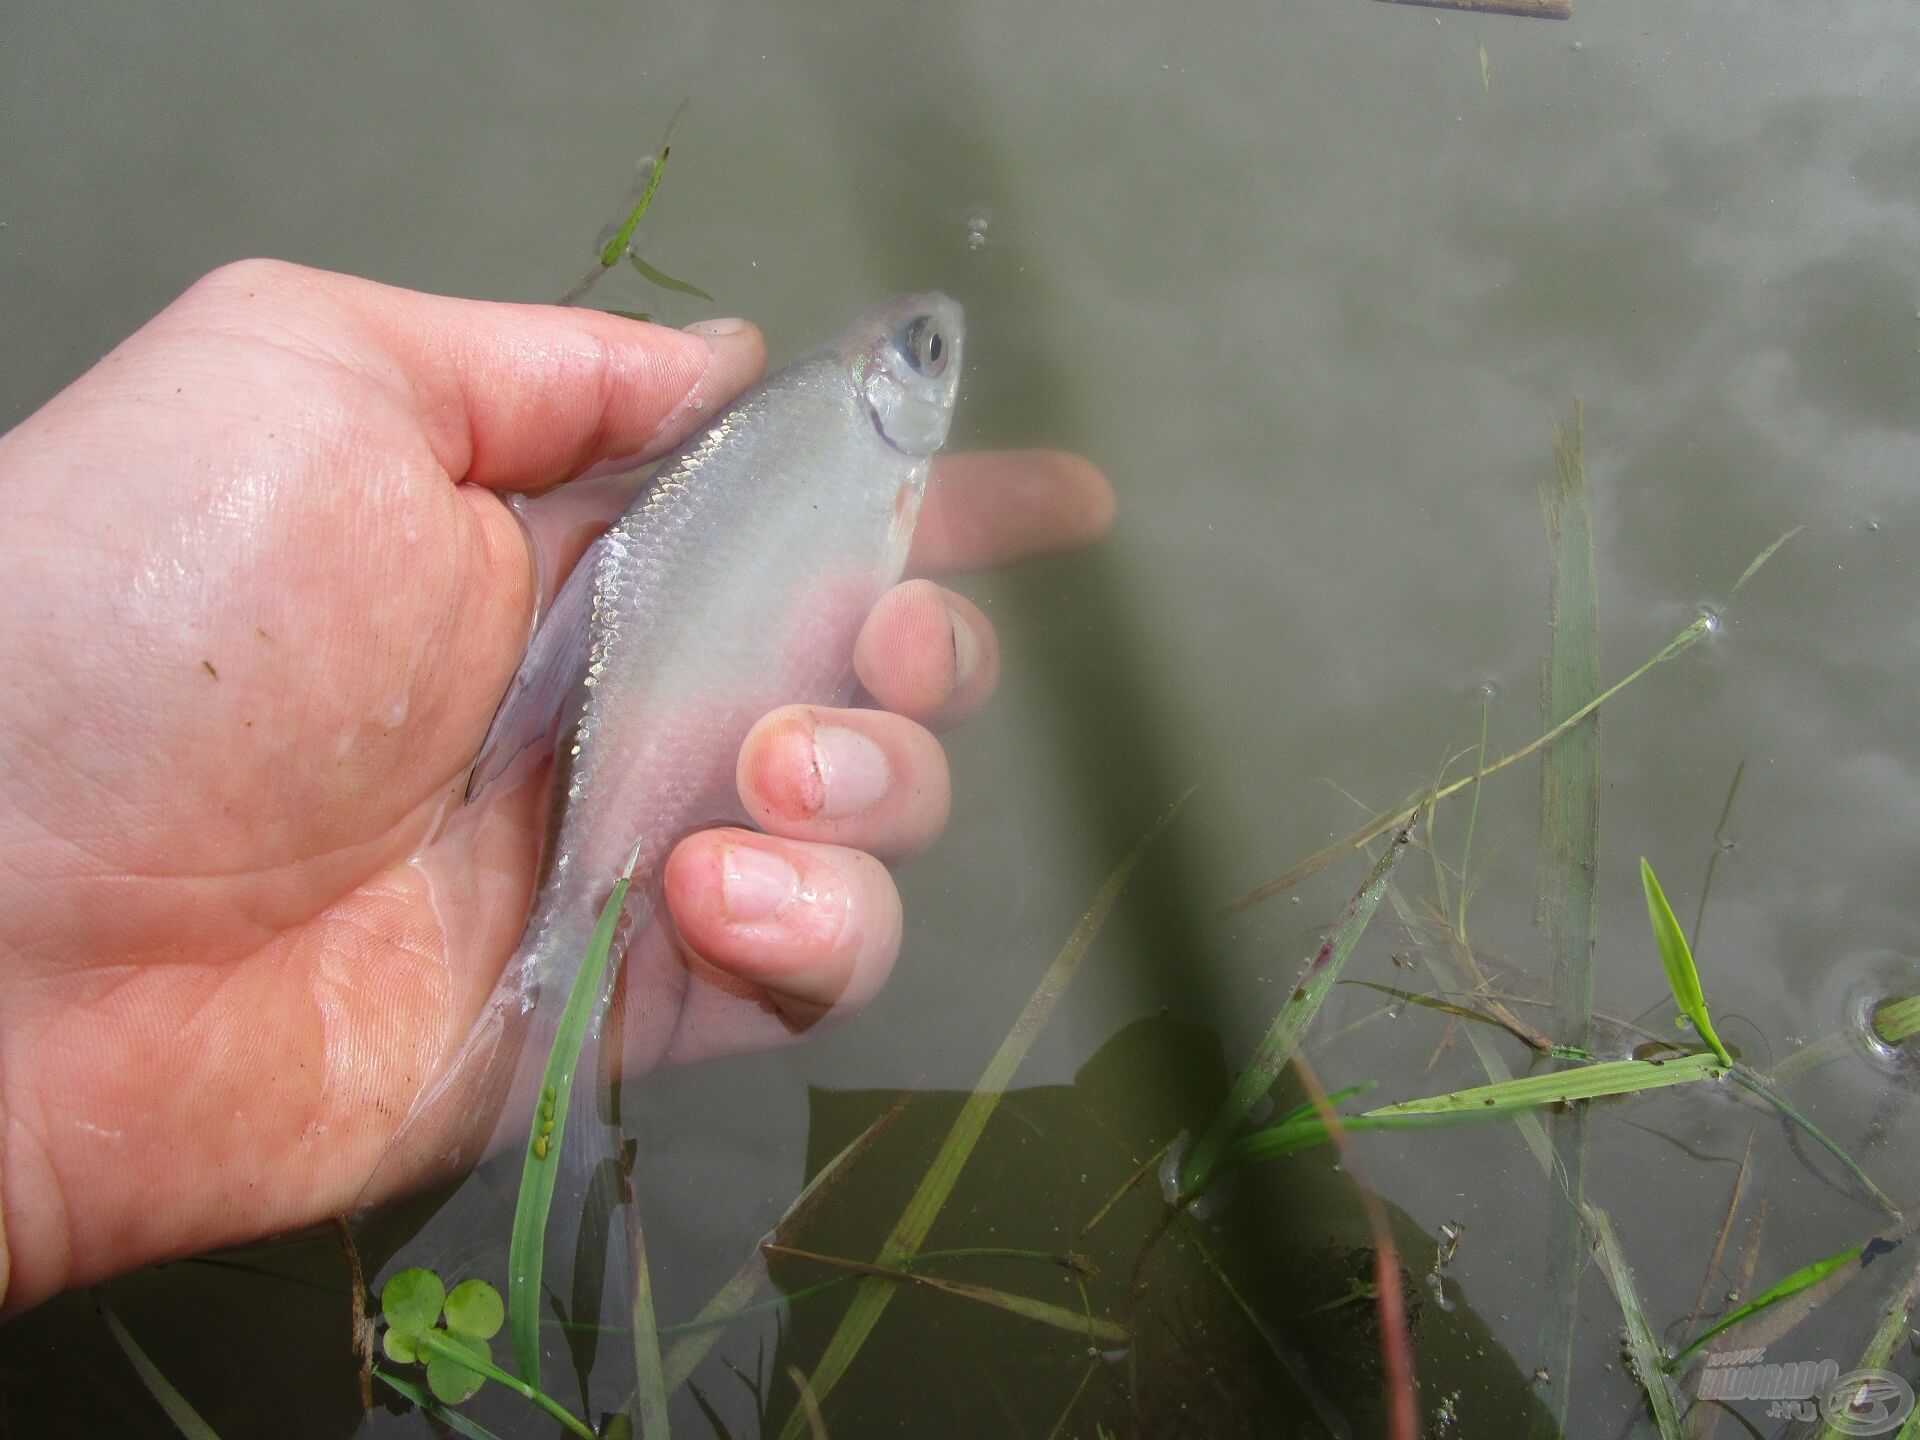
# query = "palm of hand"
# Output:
<box><xmin>0</xmin><ymin>262</ymin><xmax>1110</xmax><ymax>1316</ymax></box>
<box><xmin>0</xmin><ymin>271</ymin><xmax>598</xmax><ymax>1302</ymax></box>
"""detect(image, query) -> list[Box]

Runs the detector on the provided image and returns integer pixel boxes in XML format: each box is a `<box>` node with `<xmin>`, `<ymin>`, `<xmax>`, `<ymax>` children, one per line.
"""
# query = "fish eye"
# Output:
<box><xmin>899</xmin><ymin>316</ymin><xmax>947</xmax><ymax>377</ymax></box>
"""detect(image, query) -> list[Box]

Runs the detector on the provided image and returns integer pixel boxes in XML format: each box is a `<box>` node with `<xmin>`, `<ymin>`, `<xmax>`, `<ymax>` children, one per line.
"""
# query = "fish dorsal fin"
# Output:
<box><xmin>466</xmin><ymin>536</ymin><xmax>601</xmax><ymax>803</ymax></box>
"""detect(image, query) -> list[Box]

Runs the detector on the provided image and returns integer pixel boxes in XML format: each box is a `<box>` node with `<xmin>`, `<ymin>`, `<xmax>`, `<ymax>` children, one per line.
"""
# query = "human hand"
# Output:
<box><xmin>0</xmin><ymin>261</ymin><xmax>1113</xmax><ymax>1315</ymax></box>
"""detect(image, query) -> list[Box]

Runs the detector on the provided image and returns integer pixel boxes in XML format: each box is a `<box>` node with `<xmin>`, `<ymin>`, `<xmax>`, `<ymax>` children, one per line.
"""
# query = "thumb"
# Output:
<box><xmin>172</xmin><ymin>259</ymin><xmax>767</xmax><ymax>491</ymax></box>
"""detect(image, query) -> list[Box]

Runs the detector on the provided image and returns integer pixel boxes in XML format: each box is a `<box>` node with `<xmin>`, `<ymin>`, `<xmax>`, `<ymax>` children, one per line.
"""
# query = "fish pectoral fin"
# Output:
<box><xmin>466</xmin><ymin>536</ymin><xmax>600</xmax><ymax>803</ymax></box>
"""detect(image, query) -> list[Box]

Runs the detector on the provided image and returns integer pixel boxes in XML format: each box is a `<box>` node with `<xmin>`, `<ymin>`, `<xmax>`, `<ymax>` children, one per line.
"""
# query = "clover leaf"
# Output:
<box><xmin>377</xmin><ymin>1268</ymin><xmax>505</xmax><ymax>1406</ymax></box>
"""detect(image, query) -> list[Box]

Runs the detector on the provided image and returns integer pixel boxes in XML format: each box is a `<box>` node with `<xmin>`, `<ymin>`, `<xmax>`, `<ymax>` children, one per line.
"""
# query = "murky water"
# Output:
<box><xmin>5</xmin><ymin>2</ymin><xmax>1919</xmax><ymax>1435</ymax></box>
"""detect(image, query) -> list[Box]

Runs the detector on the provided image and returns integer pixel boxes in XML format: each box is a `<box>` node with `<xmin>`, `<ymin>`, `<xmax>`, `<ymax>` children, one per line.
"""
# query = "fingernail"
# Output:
<box><xmin>812</xmin><ymin>725</ymin><xmax>890</xmax><ymax>819</ymax></box>
<box><xmin>949</xmin><ymin>605</ymin><xmax>981</xmax><ymax>690</ymax></box>
<box><xmin>683</xmin><ymin>316</ymin><xmax>749</xmax><ymax>338</ymax></box>
<box><xmin>721</xmin><ymin>844</ymin><xmax>798</xmax><ymax>922</ymax></box>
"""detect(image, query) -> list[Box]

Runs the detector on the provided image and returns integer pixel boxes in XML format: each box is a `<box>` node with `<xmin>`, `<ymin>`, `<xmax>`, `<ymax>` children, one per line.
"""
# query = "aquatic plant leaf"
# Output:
<box><xmin>97</xmin><ymin>1296</ymin><xmax>224</xmax><ymax>1440</ymax></box>
<box><xmin>628</xmin><ymin>1201</ymin><xmax>670</xmax><ymax>1440</ymax></box>
<box><xmin>764</xmin><ymin>1244</ymin><xmax>1126</xmax><ymax>1344</ymax></box>
<box><xmin>1667</xmin><ymin>1241</ymin><xmax>1870</xmax><ymax>1374</ymax></box>
<box><xmin>382</xmin><ymin>1327</ymin><xmax>420</xmax><ymax>1364</ymax></box>
<box><xmin>1370</xmin><ymin>1052</ymin><xmax>1724</xmax><ymax>1115</ymax></box>
<box><xmin>773</xmin><ymin>790</ymin><xmax>1193</xmax><ymax>1440</ymax></box>
<box><xmin>1640</xmin><ymin>858</ymin><xmax>1733</xmax><ymax>1065</ymax></box>
<box><xmin>562</xmin><ymin>102</ymin><xmax>687</xmax><ymax>306</ymax></box>
<box><xmin>381</xmin><ymin>1267</ymin><xmax>445</xmax><ymax>1339</ymax></box>
<box><xmin>426</xmin><ymin>1330</ymin><xmax>491</xmax><ymax>1405</ymax></box>
<box><xmin>1726</xmin><ymin>1065</ymin><xmax>1900</xmax><ymax>1218</ymax></box>
<box><xmin>1873</xmin><ymin>995</ymin><xmax>1920</xmax><ymax>1046</ymax></box>
<box><xmin>508</xmin><ymin>858</ymin><xmax>636</xmax><ymax>1380</ymax></box>
<box><xmin>628</xmin><ymin>254</ymin><xmax>714</xmax><ymax>301</ymax></box>
<box><xmin>1180</xmin><ymin>818</ymin><xmax>1416</xmax><ymax>1194</ymax></box>
<box><xmin>1586</xmin><ymin>1208</ymin><xmax>1685</xmax><ymax>1437</ymax></box>
<box><xmin>445</xmin><ymin>1279</ymin><xmax>504</xmax><ymax>1340</ymax></box>
<box><xmin>375</xmin><ymin>1368</ymin><xmax>508</xmax><ymax>1440</ymax></box>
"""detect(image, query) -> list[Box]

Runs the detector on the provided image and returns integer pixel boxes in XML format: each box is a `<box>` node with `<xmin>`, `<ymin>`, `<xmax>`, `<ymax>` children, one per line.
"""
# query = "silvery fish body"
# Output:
<box><xmin>478</xmin><ymin>292</ymin><xmax>965</xmax><ymax>1039</ymax></box>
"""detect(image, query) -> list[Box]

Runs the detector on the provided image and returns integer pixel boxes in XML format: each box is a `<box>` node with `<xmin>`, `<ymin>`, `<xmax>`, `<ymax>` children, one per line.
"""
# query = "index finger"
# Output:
<box><xmin>908</xmin><ymin>450</ymin><xmax>1115</xmax><ymax>576</ymax></box>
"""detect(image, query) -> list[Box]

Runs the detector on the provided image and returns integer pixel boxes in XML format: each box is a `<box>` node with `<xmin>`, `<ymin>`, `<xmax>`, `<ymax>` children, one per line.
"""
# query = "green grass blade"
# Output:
<box><xmin>560</xmin><ymin>102</ymin><xmax>688</xmax><ymax>307</ymax></box>
<box><xmin>1586</xmin><ymin>1208</ymin><xmax>1686</xmax><ymax>1437</ymax></box>
<box><xmin>1221</xmin><ymin>528</ymin><xmax>1802</xmax><ymax>917</ymax></box>
<box><xmin>598</xmin><ymin>101</ymin><xmax>686</xmax><ymax>267</ymax></box>
<box><xmin>1727</xmin><ymin>1065</ymin><xmax>1901</xmax><ymax>1217</ymax></box>
<box><xmin>508</xmin><ymin>854</ymin><xmax>637</xmax><ymax>1381</ymax></box>
<box><xmin>411</xmin><ymin>1329</ymin><xmax>598</xmax><ymax>1439</ymax></box>
<box><xmin>374</xmin><ymin>1367</ymin><xmax>507</xmax><ymax>1440</ymax></box>
<box><xmin>629</xmin><ymin>1201</ymin><xmax>670</xmax><ymax>1439</ymax></box>
<box><xmin>1366</xmin><ymin>1052</ymin><xmax>1725</xmax><ymax>1115</ymax></box>
<box><xmin>1389</xmin><ymin>885</ymin><xmax>1555</xmax><ymax>1172</ymax></box>
<box><xmin>628</xmin><ymin>254</ymin><xmax>714</xmax><ymax>301</ymax></box>
<box><xmin>1224</xmin><ymin>1104</ymin><xmax>1524</xmax><ymax>1168</ymax></box>
<box><xmin>773</xmin><ymin>790</ymin><xmax>1193</xmax><ymax>1440</ymax></box>
<box><xmin>97</xmin><ymin>1296</ymin><xmax>223</xmax><ymax>1440</ymax></box>
<box><xmin>1180</xmin><ymin>816</ymin><xmax>1417</xmax><ymax>1194</ymax></box>
<box><xmin>1667</xmin><ymin>1241</ymin><xmax>1868</xmax><ymax>1374</ymax></box>
<box><xmin>1218</xmin><ymin>1054</ymin><xmax>1724</xmax><ymax>1170</ymax></box>
<box><xmin>765</xmin><ymin>1245</ymin><xmax>1125</xmax><ymax>1344</ymax></box>
<box><xmin>1873</xmin><ymin>995</ymin><xmax>1920</xmax><ymax>1046</ymax></box>
<box><xmin>1641</xmin><ymin>858</ymin><xmax>1733</xmax><ymax>1065</ymax></box>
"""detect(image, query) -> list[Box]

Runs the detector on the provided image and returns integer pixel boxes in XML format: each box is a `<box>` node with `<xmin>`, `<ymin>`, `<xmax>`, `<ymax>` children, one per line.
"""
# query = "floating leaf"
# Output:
<box><xmin>381</xmin><ymin>1267</ymin><xmax>445</xmax><ymax>1338</ymax></box>
<box><xmin>382</xmin><ymin>1327</ymin><xmax>420</xmax><ymax>1364</ymax></box>
<box><xmin>426</xmin><ymin>1331</ymin><xmax>491</xmax><ymax>1406</ymax></box>
<box><xmin>444</xmin><ymin>1279</ymin><xmax>504</xmax><ymax>1340</ymax></box>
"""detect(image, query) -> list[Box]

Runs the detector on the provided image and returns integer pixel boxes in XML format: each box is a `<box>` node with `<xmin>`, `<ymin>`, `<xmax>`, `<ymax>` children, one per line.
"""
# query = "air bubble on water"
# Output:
<box><xmin>1865</xmin><ymin>517</ymin><xmax>1884</xmax><ymax>533</ymax></box>
<box><xmin>961</xmin><ymin>204</ymin><xmax>993</xmax><ymax>252</ymax></box>
<box><xmin>1697</xmin><ymin>605</ymin><xmax>1722</xmax><ymax>634</ymax></box>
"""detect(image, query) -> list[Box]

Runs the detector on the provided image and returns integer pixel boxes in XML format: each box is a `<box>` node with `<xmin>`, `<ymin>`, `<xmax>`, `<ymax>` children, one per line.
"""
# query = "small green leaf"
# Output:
<box><xmin>1641</xmin><ymin>858</ymin><xmax>1734</xmax><ymax>1065</ymax></box>
<box><xmin>381</xmin><ymin>1268</ymin><xmax>445</xmax><ymax>1336</ymax></box>
<box><xmin>444</xmin><ymin>1279</ymin><xmax>505</xmax><ymax>1340</ymax></box>
<box><xmin>382</xmin><ymin>1327</ymin><xmax>420</xmax><ymax>1364</ymax></box>
<box><xmin>426</xmin><ymin>1331</ymin><xmax>490</xmax><ymax>1405</ymax></box>
<box><xmin>628</xmin><ymin>253</ymin><xmax>714</xmax><ymax>301</ymax></box>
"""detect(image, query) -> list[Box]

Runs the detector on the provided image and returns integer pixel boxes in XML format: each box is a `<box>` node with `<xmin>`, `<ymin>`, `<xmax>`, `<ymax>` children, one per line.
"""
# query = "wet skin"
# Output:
<box><xmin>0</xmin><ymin>261</ymin><xmax>1114</xmax><ymax>1315</ymax></box>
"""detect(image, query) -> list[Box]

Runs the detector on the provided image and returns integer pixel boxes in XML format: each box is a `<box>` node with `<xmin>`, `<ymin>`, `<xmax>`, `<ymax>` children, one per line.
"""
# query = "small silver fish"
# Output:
<box><xmin>369</xmin><ymin>294</ymin><xmax>964</xmax><ymax>1196</ymax></box>
<box><xmin>485</xmin><ymin>293</ymin><xmax>963</xmax><ymax>1036</ymax></box>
